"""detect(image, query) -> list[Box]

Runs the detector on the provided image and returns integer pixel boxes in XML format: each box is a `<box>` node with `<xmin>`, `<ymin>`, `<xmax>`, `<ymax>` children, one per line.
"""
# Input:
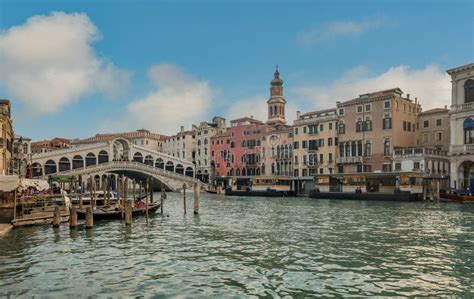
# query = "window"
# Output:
<box><xmin>465</xmin><ymin>79</ymin><xmax>474</xmax><ymax>103</ymax></box>
<box><xmin>383</xmin><ymin>139</ymin><xmax>391</xmax><ymax>156</ymax></box>
<box><xmin>365</xmin><ymin>118</ymin><xmax>372</xmax><ymax>131</ymax></box>
<box><xmin>436</xmin><ymin>119</ymin><xmax>442</xmax><ymax>126</ymax></box>
<box><xmin>384</xmin><ymin>101</ymin><xmax>391</xmax><ymax>109</ymax></box>
<box><xmin>319</xmin><ymin>139</ymin><xmax>324</xmax><ymax>147</ymax></box>
<box><xmin>304</xmin><ymin>126</ymin><xmax>307</xmax><ymax>134</ymax></box>
<box><xmin>364</xmin><ymin>141</ymin><xmax>371</xmax><ymax>157</ymax></box>
<box><xmin>338</xmin><ymin>123</ymin><xmax>345</xmax><ymax>134</ymax></box>
<box><xmin>382</xmin><ymin>164</ymin><xmax>392</xmax><ymax>172</ymax></box>
<box><xmin>357</xmin><ymin>141</ymin><xmax>362</xmax><ymax>156</ymax></box>
<box><xmin>437</xmin><ymin>132</ymin><xmax>443</xmax><ymax>141</ymax></box>
<box><xmin>383</xmin><ymin>115</ymin><xmax>392</xmax><ymax>129</ymax></box>
<box><xmin>329</xmin><ymin>122</ymin><xmax>333</xmax><ymax>130</ymax></box>
<box><xmin>403</xmin><ymin>121</ymin><xmax>407</xmax><ymax>131</ymax></box>
<box><xmin>294</xmin><ymin>128</ymin><xmax>299</xmax><ymax>135</ymax></box>
<box><xmin>319</xmin><ymin>124</ymin><xmax>323</xmax><ymax>131</ymax></box>
<box><xmin>308</xmin><ymin>125</ymin><xmax>317</xmax><ymax>134</ymax></box>
<box><xmin>328</xmin><ymin>138</ymin><xmax>333</xmax><ymax>146</ymax></box>
<box><xmin>423</xmin><ymin>120</ymin><xmax>429</xmax><ymax>128</ymax></box>
<box><xmin>338</xmin><ymin>108</ymin><xmax>344</xmax><ymax>115</ymax></box>
<box><xmin>357</xmin><ymin>105</ymin><xmax>363</xmax><ymax>113</ymax></box>
<box><xmin>302</xmin><ymin>141</ymin><xmax>307</xmax><ymax>148</ymax></box>
<box><xmin>356</xmin><ymin>118</ymin><xmax>363</xmax><ymax>132</ymax></box>
<box><xmin>329</xmin><ymin>153</ymin><xmax>333</xmax><ymax>162</ymax></box>
<box><xmin>395</xmin><ymin>163</ymin><xmax>401</xmax><ymax>171</ymax></box>
<box><xmin>408</xmin><ymin>122</ymin><xmax>412</xmax><ymax>132</ymax></box>
<box><xmin>293</xmin><ymin>141</ymin><xmax>299</xmax><ymax>149</ymax></box>
<box><xmin>464</xmin><ymin>118</ymin><xmax>474</xmax><ymax>144</ymax></box>
<box><xmin>365</xmin><ymin>104</ymin><xmax>371</xmax><ymax>112</ymax></box>
<box><xmin>309</xmin><ymin>140</ymin><xmax>318</xmax><ymax>150</ymax></box>
<box><xmin>319</xmin><ymin>154</ymin><xmax>323</xmax><ymax>163</ymax></box>
<box><xmin>414</xmin><ymin>162</ymin><xmax>420</xmax><ymax>171</ymax></box>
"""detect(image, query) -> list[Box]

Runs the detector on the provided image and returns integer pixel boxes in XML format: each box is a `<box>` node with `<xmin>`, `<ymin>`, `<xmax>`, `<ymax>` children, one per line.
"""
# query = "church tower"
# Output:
<box><xmin>267</xmin><ymin>67</ymin><xmax>286</xmax><ymax>126</ymax></box>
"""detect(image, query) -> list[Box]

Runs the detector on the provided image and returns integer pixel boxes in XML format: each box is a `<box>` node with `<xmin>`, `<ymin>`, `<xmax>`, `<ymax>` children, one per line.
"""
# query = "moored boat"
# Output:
<box><xmin>77</xmin><ymin>202</ymin><xmax>160</xmax><ymax>220</ymax></box>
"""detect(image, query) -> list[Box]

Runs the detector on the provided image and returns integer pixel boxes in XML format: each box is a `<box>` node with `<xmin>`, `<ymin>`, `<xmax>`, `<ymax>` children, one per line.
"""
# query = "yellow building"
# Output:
<box><xmin>292</xmin><ymin>108</ymin><xmax>338</xmax><ymax>177</ymax></box>
<box><xmin>0</xmin><ymin>100</ymin><xmax>14</xmax><ymax>175</ymax></box>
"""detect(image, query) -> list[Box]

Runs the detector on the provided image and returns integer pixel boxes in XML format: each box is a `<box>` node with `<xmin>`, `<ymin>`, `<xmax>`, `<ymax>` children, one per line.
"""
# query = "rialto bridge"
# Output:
<box><xmin>30</xmin><ymin>138</ymin><xmax>200</xmax><ymax>191</ymax></box>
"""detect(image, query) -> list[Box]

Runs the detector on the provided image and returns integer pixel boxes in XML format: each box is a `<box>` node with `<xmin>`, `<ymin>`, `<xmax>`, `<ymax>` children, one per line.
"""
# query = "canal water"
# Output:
<box><xmin>0</xmin><ymin>193</ymin><xmax>473</xmax><ymax>297</ymax></box>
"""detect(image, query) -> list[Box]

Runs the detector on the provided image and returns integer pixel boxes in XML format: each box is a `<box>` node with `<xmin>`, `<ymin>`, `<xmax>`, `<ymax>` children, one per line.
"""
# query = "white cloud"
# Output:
<box><xmin>298</xmin><ymin>15</ymin><xmax>385</xmax><ymax>46</ymax></box>
<box><xmin>292</xmin><ymin>64</ymin><xmax>451</xmax><ymax>111</ymax></box>
<box><xmin>104</xmin><ymin>63</ymin><xmax>213</xmax><ymax>134</ymax></box>
<box><xmin>0</xmin><ymin>11</ymin><xmax>130</xmax><ymax>115</ymax></box>
<box><xmin>226</xmin><ymin>95</ymin><xmax>299</xmax><ymax>124</ymax></box>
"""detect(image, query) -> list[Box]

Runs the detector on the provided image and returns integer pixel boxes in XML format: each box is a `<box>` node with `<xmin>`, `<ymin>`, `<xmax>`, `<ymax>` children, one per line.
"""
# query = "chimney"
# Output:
<box><xmin>407</xmin><ymin>94</ymin><xmax>410</xmax><ymax>99</ymax></box>
<box><xmin>296</xmin><ymin>111</ymin><xmax>301</xmax><ymax>119</ymax></box>
<box><xmin>180</xmin><ymin>125</ymin><xmax>184</xmax><ymax>133</ymax></box>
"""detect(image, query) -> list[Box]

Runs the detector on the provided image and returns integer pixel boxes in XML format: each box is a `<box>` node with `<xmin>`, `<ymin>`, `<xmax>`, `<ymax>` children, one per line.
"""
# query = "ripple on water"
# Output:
<box><xmin>0</xmin><ymin>195</ymin><xmax>473</xmax><ymax>297</ymax></box>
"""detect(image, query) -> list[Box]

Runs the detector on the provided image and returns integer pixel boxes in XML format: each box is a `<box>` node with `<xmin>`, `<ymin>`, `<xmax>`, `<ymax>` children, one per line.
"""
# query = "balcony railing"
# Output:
<box><xmin>337</xmin><ymin>156</ymin><xmax>363</xmax><ymax>164</ymax></box>
<box><xmin>450</xmin><ymin>144</ymin><xmax>474</xmax><ymax>154</ymax></box>
<box><xmin>451</xmin><ymin>102</ymin><xmax>473</xmax><ymax>112</ymax></box>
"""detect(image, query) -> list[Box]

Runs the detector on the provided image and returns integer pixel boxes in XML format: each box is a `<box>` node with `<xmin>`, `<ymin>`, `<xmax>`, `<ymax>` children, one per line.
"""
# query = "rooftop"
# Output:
<box><xmin>419</xmin><ymin>107</ymin><xmax>449</xmax><ymax>116</ymax></box>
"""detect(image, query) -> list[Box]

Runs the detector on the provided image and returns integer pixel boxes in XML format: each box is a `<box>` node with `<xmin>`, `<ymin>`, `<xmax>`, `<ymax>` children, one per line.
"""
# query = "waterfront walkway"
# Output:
<box><xmin>0</xmin><ymin>223</ymin><xmax>12</xmax><ymax>238</ymax></box>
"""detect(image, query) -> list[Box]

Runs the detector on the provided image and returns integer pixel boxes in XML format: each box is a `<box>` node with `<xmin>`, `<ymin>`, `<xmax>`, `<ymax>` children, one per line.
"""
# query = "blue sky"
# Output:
<box><xmin>0</xmin><ymin>0</ymin><xmax>472</xmax><ymax>140</ymax></box>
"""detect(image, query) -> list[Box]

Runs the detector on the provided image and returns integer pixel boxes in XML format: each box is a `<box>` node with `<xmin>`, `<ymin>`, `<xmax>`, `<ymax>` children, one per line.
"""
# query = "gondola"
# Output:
<box><xmin>77</xmin><ymin>202</ymin><xmax>161</xmax><ymax>220</ymax></box>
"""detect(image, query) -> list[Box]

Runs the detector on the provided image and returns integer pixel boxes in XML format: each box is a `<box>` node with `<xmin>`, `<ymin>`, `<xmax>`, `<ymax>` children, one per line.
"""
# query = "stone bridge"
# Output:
<box><xmin>31</xmin><ymin>137</ymin><xmax>199</xmax><ymax>191</ymax></box>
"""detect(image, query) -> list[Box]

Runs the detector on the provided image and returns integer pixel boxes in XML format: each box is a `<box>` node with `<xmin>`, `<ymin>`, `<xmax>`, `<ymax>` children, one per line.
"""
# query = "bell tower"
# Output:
<box><xmin>267</xmin><ymin>66</ymin><xmax>286</xmax><ymax>126</ymax></box>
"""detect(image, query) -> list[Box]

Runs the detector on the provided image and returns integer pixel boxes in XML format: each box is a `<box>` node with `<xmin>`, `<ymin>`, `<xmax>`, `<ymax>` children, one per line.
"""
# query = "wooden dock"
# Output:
<box><xmin>0</xmin><ymin>223</ymin><xmax>13</xmax><ymax>238</ymax></box>
<box><xmin>12</xmin><ymin>206</ymin><xmax>69</xmax><ymax>227</ymax></box>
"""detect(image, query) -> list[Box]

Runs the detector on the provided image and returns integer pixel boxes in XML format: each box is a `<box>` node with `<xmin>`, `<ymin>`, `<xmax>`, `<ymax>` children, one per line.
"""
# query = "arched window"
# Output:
<box><xmin>351</xmin><ymin>142</ymin><xmax>357</xmax><ymax>157</ymax></box>
<box><xmin>338</xmin><ymin>122</ymin><xmax>345</xmax><ymax>134</ymax></box>
<box><xmin>58</xmin><ymin>157</ymin><xmax>71</xmax><ymax>172</ymax></box>
<box><xmin>72</xmin><ymin>155</ymin><xmax>84</xmax><ymax>169</ymax></box>
<box><xmin>230</xmin><ymin>141</ymin><xmax>235</xmax><ymax>148</ymax></box>
<box><xmin>464</xmin><ymin>118</ymin><xmax>474</xmax><ymax>144</ymax></box>
<box><xmin>357</xmin><ymin>141</ymin><xmax>362</xmax><ymax>156</ymax></box>
<box><xmin>383</xmin><ymin>114</ymin><xmax>392</xmax><ymax>129</ymax></box>
<box><xmin>165</xmin><ymin>161</ymin><xmax>174</xmax><ymax>172</ymax></box>
<box><xmin>45</xmin><ymin>160</ymin><xmax>57</xmax><ymax>175</ymax></box>
<box><xmin>197</xmin><ymin>140</ymin><xmax>201</xmax><ymax>146</ymax></box>
<box><xmin>133</xmin><ymin>152</ymin><xmax>143</xmax><ymax>163</ymax></box>
<box><xmin>356</xmin><ymin>118</ymin><xmax>363</xmax><ymax>132</ymax></box>
<box><xmin>465</xmin><ymin>79</ymin><xmax>474</xmax><ymax>103</ymax></box>
<box><xmin>155</xmin><ymin>158</ymin><xmax>164</xmax><ymax>169</ymax></box>
<box><xmin>204</xmin><ymin>138</ymin><xmax>208</xmax><ymax>145</ymax></box>
<box><xmin>85</xmin><ymin>153</ymin><xmax>96</xmax><ymax>167</ymax></box>
<box><xmin>144</xmin><ymin>155</ymin><xmax>154</xmax><ymax>166</ymax></box>
<box><xmin>229</xmin><ymin>168</ymin><xmax>234</xmax><ymax>176</ymax></box>
<box><xmin>236</xmin><ymin>168</ymin><xmax>241</xmax><ymax>176</ymax></box>
<box><xmin>175</xmin><ymin>164</ymin><xmax>184</xmax><ymax>174</ymax></box>
<box><xmin>365</xmin><ymin>117</ymin><xmax>372</xmax><ymax>131</ymax></box>
<box><xmin>98</xmin><ymin>150</ymin><xmax>109</xmax><ymax>164</ymax></box>
<box><xmin>185</xmin><ymin>167</ymin><xmax>194</xmax><ymax>177</ymax></box>
<box><xmin>365</xmin><ymin>141</ymin><xmax>371</xmax><ymax>157</ymax></box>
<box><xmin>384</xmin><ymin>138</ymin><xmax>391</xmax><ymax>156</ymax></box>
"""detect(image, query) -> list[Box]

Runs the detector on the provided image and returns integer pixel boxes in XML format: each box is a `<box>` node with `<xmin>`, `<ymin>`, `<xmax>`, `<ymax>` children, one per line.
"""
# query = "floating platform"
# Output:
<box><xmin>309</xmin><ymin>191</ymin><xmax>422</xmax><ymax>201</ymax></box>
<box><xmin>225</xmin><ymin>189</ymin><xmax>296</xmax><ymax>197</ymax></box>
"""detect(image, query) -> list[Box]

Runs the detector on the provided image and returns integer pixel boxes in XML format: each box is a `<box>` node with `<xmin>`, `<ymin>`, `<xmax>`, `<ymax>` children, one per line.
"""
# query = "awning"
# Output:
<box><xmin>0</xmin><ymin>175</ymin><xmax>20</xmax><ymax>192</ymax></box>
<box><xmin>18</xmin><ymin>178</ymin><xmax>50</xmax><ymax>192</ymax></box>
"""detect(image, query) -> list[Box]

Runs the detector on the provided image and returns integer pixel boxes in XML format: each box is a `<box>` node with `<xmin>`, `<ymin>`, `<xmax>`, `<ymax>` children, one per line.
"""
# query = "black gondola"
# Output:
<box><xmin>77</xmin><ymin>203</ymin><xmax>161</xmax><ymax>220</ymax></box>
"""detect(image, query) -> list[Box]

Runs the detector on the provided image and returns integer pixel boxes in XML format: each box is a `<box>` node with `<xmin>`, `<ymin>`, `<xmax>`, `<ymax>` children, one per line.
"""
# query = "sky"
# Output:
<box><xmin>0</xmin><ymin>0</ymin><xmax>472</xmax><ymax>141</ymax></box>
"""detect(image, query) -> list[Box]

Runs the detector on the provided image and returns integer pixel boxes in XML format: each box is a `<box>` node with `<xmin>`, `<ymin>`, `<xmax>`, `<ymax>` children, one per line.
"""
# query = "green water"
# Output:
<box><xmin>0</xmin><ymin>194</ymin><xmax>473</xmax><ymax>297</ymax></box>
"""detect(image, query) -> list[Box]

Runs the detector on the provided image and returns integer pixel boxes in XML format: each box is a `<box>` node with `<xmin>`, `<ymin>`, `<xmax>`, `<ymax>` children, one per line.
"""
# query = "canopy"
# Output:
<box><xmin>18</xmin><ymin>179</ymin><xmax>50</xmax><ymax>192</ymax></box>
<box><xmin>49</xmin><ymin>175</ymin><xmax>76</xmax><ymax>183</ymax></box>
<box><xmin>0</xmin><ymin>175</ymin><xmax>20</xmax><ymax>192</ymax></box>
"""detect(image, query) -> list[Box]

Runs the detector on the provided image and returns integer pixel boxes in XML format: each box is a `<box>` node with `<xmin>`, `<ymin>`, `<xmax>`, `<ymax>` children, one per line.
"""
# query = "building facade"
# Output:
<box><xmin>194</xmin><ymin>116</ymin><xmax>226</xmax><ymax>182</ymax></box>
<box><xmin>31</xmin><ymin>137</ymin><xmax>71</xmax><ymax>154</ymax></box>
<box><xmin>0</xmin><ymin>99</ymin><xmax>13</xmax><ymax>175</ymax></box>
<box><xmin>293</xmin><ymin>108</ymin><xmax>338</xmax><ymax>177</ymax></box>
<box><xmin>260</xmin><ymin>126</ymin><xmax>293</xmax><ymax>176</ymax></box>
<box><xmin>336</xmin><ymin>88</ymin><xmax>421</xmax><ymax>173</ymax></box>
<box><xmin>447</xmin><ymin>63</ymin><xmax>474</xmax><ymax>190</ymax></box>
<box><xmin>12</xmin><ymin>134</ymin><xmax>32</xmax><ymax>177</ymax></box>
<box><xmin>417</xmin><ymin>107</ymin><xmax>450</xmax><ymax>151</ymax></box>
<box><xmin>162</xmin><ymin>126</ymin><xmax>196</xmax><ymax>162</ymax></box>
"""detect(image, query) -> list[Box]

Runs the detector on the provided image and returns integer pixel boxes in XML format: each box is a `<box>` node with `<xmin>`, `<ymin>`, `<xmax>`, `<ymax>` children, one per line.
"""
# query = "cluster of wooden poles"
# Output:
<box><xmin>51</xmin><ymin>176</ymin><xmax>200</xmax><ymax>229</ymax></box>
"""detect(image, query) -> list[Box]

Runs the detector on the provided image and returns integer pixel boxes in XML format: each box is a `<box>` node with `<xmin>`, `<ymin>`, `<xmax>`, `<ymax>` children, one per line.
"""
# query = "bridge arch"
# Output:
<box><xmin>144</xmin><ymin>155</ymin><xmax>154</xmax><ymax>166</ymax></box>
<box><xmin>112</xmin><ymin>138</ymin><xmax>131</xmax><ymax>161</ymax></box>
<box><xmin>72</xmin><ymin>155</ymin><xmax>84</xmax><ymax>169</ymax></box>
<box><xmin>86</xmin><ymin>153</ymin><xmax>97</xmax><ymax>167</ymax></box>
<box><xmin>155</xmin><ymin>158</ymin><xmax>164</xmax><ymax>169</ymax></box>
<box><xmin>98</xmin><ymin>150</ymin><xmax>109</xmax><ymax>164</ymax></box>
<box><xmin>175</xmin><ymin>164</ymin><xmax>184</xmax><ymax>175</ymax></box>
<box><xmin>32</xmin><ymin>162</ymin><xmax>43</xmax><ymax>177</ymax></box>
<box><xmin>133</xmin><ymin>152</ymin><xmax>143</xmax><ymax>163</ymax></box>
<box><xmin>59</xmin><ymin>157</ymin><xmax>71</xmax><ymax>172</ymax></box>
<box><xmin>45</xmin><ymin>160</ymin><xmax>57</xmax><ymax>175</ymax></box>
<box><xmin>166</xmin><ymin>161</ymin><xmax>174</xmax><ymax>172</ymax></box>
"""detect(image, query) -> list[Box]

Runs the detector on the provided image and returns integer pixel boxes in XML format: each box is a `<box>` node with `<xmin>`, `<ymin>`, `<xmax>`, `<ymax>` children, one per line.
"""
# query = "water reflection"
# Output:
<box><xmin>0</xmin><ymin>194</ymin><xmax>472</xmax><ymax>297</ymax></box>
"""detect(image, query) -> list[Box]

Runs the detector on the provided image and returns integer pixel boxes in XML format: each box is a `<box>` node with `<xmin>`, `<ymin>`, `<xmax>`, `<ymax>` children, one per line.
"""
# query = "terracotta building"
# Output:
<box><xmin>336</xmin><ymin>88</ymin><xmax>421</xmax><ymax>173</ymax></box>
<box><xmin>0</xmin><ymin>99</ymin><xmax>13</xmax><ymax>175</ymax></box>
<box><xmin>31</xmin><ymin>137</ymin><xmax>71</xmax><ymax>154</ymax></box>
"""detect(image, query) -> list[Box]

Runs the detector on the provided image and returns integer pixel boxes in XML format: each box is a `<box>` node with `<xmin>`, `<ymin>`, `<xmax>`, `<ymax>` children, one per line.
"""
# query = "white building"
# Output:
<box><xmin>194</xmin><ymin>116</ymin><xmax>226</xmax><ymax>183</ymax></box>
<box><xmin>447</xmin><ymin>63</ymin><xmax>474</xmax><ymax>190</ymax></box>
<box><xmin>162</xmin><ymin>126</ymin><xmax>196</xmax><ymax>162</ymax></box>
<box><xmin>392</xmin><ymin>147</ymin><xmax>450</xmax><ymax>175</ymax></box>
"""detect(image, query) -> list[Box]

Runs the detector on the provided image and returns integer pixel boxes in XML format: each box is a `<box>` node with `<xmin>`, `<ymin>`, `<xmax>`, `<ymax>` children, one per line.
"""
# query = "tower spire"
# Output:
<box><xmin>267</xmin><ymin>67</ymin><xmax>286</xmax><ymax>126</ymax></box>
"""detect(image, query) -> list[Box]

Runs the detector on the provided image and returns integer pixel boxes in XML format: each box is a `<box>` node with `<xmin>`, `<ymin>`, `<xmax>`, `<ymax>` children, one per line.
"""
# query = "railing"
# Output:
<box><xmin>32</xmin><ymin>142</ymin><xmax>109</xmax><ymax>159</ymax></box>
<box><xmin>337</xmin><ymin>156</ymin><xmax>363</xmax><ymax>163</ymax></box>
<box><xmin>451</xmin><ymin>102</ymin><xmax>473</xmax><ymax>112</ymax></box>
<box><xmin>44</xmin><ymin>161</ymin><xmax>198</xmax><ymax>183</ymax></box>
<box><xmin>450</xmin><ymin>144</ymin><xmax>474</xmax><ymax>154</ymax></box>
<box><xmin>132</xmin><ymin>145</ymin><xmax>193</xmax><ymax>167</ymax></box>
<box><xmin>293</xmin><ymin>114</ymin><xmax>338</xmax><ymax>126</ymax></box>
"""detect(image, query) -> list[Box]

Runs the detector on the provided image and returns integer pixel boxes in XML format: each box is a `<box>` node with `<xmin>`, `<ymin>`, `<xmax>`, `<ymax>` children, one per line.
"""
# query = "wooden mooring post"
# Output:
<box><xmin>69</xmin><ymin>205</ymin><xmax>78</xmax><ymax>228</ymax></box>
<box><xmin>160</xmin><ymin>181</ymin><xmax>164</xmax><ymax>215</ymax></box>
<box><xmin>52</xmin><ymin>205</ymin><xmax>61</xmax><ymax>228</ymax></box>
<box><xmin>193</xmin><ymin>183</ymin><xmax>200</xmax><ymax>215</ymax></box>
<box><xmin>125</xmin><ymin>200</ymin><xmax>132</xmax><ymax>226</ymax></box>
<box><xmin>85</xmin><ymin>206</ymin><xmax>93</xmax><ymax>229</ymax></box>
<box><xmin>145</xmin><ymin>178</ymin><xmax>149</xmax><ymax>219</ymax></box>
<box><xmin>183</xmin><ymin>183</ymin><xmax>187</xmax><ymax>214</ymax></box>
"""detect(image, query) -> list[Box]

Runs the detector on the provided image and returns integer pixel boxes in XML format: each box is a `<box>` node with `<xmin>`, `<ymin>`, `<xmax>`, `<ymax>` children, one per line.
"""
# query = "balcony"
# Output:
<box><xmin>450</xmin><ymin>144</ymin><xmax>474</xmax><ymax>155</ymax></box>
<box><xmin>337</xmin><ymin>156</ymin><xmax>362</xmax><ymax>164</ymax></box>
<box><xmin>451</xmin><ymin>102</ymin><xmax>473</xmax><ymax>112</ymax></box>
